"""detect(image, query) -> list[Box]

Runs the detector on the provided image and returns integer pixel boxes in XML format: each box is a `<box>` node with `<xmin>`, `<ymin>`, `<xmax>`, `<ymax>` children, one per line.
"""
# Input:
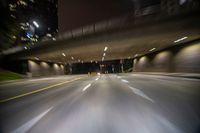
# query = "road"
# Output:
<box><xmin>0</xmin><ymin>74</ymin><xmax>200</xmax><ymax>133</ymax></box>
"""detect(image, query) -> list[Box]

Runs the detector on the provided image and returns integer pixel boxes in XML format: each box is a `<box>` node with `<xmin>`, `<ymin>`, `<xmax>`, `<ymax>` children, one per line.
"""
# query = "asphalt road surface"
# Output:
<box><xmin>0</xmin><ymin>74</ymin><xmax>200</xmax><ymax>133</ymax></box>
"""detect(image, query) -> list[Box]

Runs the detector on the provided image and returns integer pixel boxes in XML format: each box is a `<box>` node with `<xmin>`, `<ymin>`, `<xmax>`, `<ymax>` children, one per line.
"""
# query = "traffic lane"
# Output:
<box><xmin>28</xmin><ymin>74</ymin><xmax>186</xmax><ymax>133</ymax></box>
<box><xmin>1</xmin><ymin>74</ymin><xmax>199</xmax><ymax>133</ymax></box>
<box><xmin>0</xmin><ymin>76</ymin><xmax>98</xmax><ymax>133</ymax></box>
<box><xmin>0</xmin><ymin>75</ymin><xmax>84</xmax><ymax>100</ymax></box>
<box><xmin>117</xmin><ymin>74</ymin><xmax>200</xmax><ymax>133</ymax></box>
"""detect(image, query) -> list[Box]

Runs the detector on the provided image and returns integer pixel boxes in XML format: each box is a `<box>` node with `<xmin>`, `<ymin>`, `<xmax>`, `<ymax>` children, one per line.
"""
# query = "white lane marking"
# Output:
<box><xmin>82</xmin><ymin>84</ymin><xmax>91</xmax><ymax>92</ymax></box>
<box><xmin>156</xmin><ymin>115</ymin><xmax>182</xmax><ymax>133</ymax></box>
<box><xmin>95</xmin><ymin>78</ymin><xmax>99</xmax><ymax>81</ymax></box>
<box><xmin>129</xmin><ymin>86</ymin><xmax>154</xmax><ymax>103</ymax></box>
<box><xmin>121</xmin><ymin>79</ymin><xmax>129</xmax><ymax>83</ymax></box>
<box><xmin>12</xmin><ymin>107</ymin><xmax>53</xmax><ymax>133</ymax></box>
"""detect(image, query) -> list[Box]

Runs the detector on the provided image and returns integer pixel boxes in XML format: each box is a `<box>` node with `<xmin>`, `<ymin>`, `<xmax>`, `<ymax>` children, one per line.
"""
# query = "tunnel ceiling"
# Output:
<box><xmin>11</xmin><ymin>13</ymin><xmax>200</xmax><ymax>64</ymax></box>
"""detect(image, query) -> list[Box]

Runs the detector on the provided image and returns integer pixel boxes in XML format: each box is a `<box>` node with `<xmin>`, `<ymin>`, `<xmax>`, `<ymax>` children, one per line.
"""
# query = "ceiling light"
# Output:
<box><xmin>149</xmin><ymin>48</ymin><xmax>156</xmax><ymax>52</ymax></box>
<box><xmin>24</xmin><ymin>46</ymin><xmax>27</xmax><ymax>50</ymax></box>
<box><xmin>35</xmin><ymin>57</ymin><xmax>39</xmax><ymax>60</ymax></box>
<box><xmin>104</xmin><ymin>46</ymin><xmax>108</xmax><ymax>51</ymax></box>
<box><xmin>78</xmin><ymin>59</ymin><xmax>80</xmax><ymax>62</ymax></box>
<box><xmin>71</xmin><ymin>56</ymin><xmax>74</xmax><ymax>60</ymax></box>
<box><xmin>134</xmin><ymin>54</ymin><xmax>138</xmax><ymax>57</ymax></box>
<box><xmin>102</xmin><ymin>57</ymin><xmax>104</xmax><ymax>61</ymax></box>
<box><xmin>174</xmin><ymin>36</ymin><xmax>188</xmax><ymax>43</ymax></box>
<box><xmin>62</xmin><ymin>53</ymin><xmax>66</xmax><ymax>57</ymax></box>
<box><xmin>103</xmin><ymin>53</ymin><xmax>106</xmax><ymax>56</ymax></box>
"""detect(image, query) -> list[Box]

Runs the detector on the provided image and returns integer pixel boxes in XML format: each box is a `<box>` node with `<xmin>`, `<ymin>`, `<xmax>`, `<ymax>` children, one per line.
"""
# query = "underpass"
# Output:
<box><xmin>0</xmin><ymin>0</ymin><xmax>200</xmax><ymax>133</ymax></box>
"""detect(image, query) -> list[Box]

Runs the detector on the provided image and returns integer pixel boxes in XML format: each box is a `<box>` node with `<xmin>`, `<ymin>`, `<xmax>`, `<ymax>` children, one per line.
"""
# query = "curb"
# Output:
<box><xmin>0</xmin><ymin>79</ymin><xmax>28</xmax><ymax>85</ymax></box>
<box><xmin>125</xmin><ymin>73</ymin><xmax>200</xmax><ymax>79</ymax></box>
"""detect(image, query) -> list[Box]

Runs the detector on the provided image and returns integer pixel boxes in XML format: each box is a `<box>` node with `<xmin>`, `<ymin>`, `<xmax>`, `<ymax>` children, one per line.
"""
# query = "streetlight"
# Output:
<box><xmin>33</xmin><ymin>21</ymin><xmax>39</xmax><ymax>28</ymax></box>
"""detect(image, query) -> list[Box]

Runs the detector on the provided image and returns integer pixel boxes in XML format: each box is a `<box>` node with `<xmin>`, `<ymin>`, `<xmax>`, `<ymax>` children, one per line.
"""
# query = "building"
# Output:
<box><xmin>0</xmin><ymin>0</ymin><xmax>58</xmax><ymax>51</ymax></box>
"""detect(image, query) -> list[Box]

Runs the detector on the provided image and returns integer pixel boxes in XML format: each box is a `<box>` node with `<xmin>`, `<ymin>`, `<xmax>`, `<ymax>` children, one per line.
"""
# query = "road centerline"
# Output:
<box><xmin>0</xmin><ymin>77</ymin><xmax>83</xmax><ymax>103</ymax></box>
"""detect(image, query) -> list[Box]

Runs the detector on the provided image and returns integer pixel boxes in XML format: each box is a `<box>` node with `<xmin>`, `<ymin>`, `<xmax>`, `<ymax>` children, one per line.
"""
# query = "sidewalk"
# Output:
<box><xmin>0</xmin><ymin>74</ymin><xmax>85</xmax><ymax>85</ymax></box>
<box><xmin>0</xmin><ymin>76</ymin><xmax>54</xmax><ymax>85</ymax></box>
<box><xmin>0</xmin><ymin>78</ymin><xmax>29</xmax><ymax>85</ymax></box>
<box><xmin>131</xmin><ymin>72</ymin><xmax>200</xmax><ymax>79</ymax></box>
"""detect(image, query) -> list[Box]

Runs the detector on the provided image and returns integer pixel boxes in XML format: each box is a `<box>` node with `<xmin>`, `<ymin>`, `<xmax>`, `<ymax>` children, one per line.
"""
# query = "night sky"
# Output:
<box><xmin>58</xmin><ymin>0</ymin><xmax>134</xmax><ymax>33</ymax></box>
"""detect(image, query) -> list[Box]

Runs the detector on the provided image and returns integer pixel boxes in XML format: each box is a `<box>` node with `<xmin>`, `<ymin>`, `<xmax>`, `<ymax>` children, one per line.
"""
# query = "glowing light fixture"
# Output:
<box><xmin>33</xmin><ymin>21</ymin><xmax>39</xmax><ymax>28</ymax></box>
<box><xmin>149</xmin><ymin>48</ymin><xmax>156</xmax><ymax>52</ymax></box>
<box><xmin>35</xmin><ymin>57</ymin><xmax>39</xmax><ymax>60</ymax></box>
<box><xmin>104</xmin><ymin>46</ymin><xmax>108</xmax><ymax>51</ymax></box>
<box><xmin>174</xmin><ymin>36</ymin><xmax>188</xmax><ymax>43</ymax></box>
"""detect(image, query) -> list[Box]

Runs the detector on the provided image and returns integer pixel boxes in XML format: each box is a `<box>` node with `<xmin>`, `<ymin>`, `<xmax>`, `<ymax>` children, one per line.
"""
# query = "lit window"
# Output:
<box><xmin>17</xmin><ymin>0</ymin><xmax>28</xmax><ymax>6</ymax></box>
<box><xmin>9</xmin><ymin>4</ymin><xmax>17</xmax><ymax>11</ymax></box>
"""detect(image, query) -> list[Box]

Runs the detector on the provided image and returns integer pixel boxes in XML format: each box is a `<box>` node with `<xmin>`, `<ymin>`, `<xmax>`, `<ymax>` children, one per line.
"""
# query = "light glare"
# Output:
<box><xmin>174</xmin><ymin>36</ymin><xmax>188</xmax><ymax>43</ymax></box>
<box><xmin>149</xmin><ymin>48</ymin><xmax>156</xmax><ymax>52</ymax></box>
<box><xmin>33</xmin><ymin>21</ymin><xmax>39</xmax><ymax>28</ymax></box>
<box><xmin>104</xmin><ymin>46</ymin><xmax>108</xmax><ymax>51</ymax></box>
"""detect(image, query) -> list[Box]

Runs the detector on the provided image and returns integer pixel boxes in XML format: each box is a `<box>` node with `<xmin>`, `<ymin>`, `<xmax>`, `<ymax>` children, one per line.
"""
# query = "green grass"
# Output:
<box><xmin>0</xmin><ymin>71</ymin><xmax>22</xmax><ymax>81</ymax></box>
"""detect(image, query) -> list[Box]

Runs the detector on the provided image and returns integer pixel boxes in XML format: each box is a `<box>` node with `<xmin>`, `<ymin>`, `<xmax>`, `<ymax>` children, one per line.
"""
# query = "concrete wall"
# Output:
<box><xmin>28</xmin><ymin>60</ymin><xmax>65</xmax><ymax>77</ymax></box>
<box><xmin>133</xmin><ymin>41</ymin><xmax>200</xmax><ymax>73</ymax></box>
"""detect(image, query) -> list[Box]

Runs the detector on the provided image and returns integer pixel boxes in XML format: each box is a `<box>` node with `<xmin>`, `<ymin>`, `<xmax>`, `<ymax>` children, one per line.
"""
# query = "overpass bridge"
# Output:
<box><xmin>0</xmin><ymin>1</ymin><xmax>200</xmax><ymax>133</ymax></box>
<box><xmin>1</xmin><ymin>0</ymin><xmax>200</xmax><ymax>76</ymax></box>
